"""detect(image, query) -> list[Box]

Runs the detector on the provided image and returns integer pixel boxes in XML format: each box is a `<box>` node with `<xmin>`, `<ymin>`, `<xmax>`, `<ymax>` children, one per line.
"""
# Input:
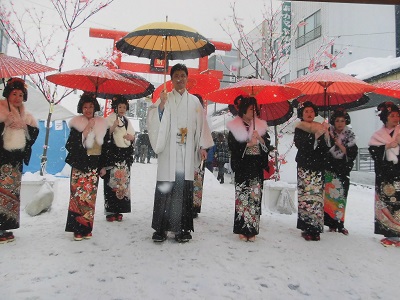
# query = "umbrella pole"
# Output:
<box><xmin>324</xmin><ymin>87</ymin><xmax>327</xmax><ymax>119</ymax></box>
<box><xmin>163</xmin><ymin>36</ymin><xmax>168</xmax><ymax>92</ymax></box>
<box><xmin>253</xmin><ymin>104</ymin><xmax>256</xmax><ymax>130</ymax></box>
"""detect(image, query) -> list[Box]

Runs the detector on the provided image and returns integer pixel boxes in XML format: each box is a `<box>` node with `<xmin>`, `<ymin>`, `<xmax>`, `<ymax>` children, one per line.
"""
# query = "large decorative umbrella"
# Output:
<box><xmin>116</xmin><ymin>21</ymin><xmax>215</xmax><ymax>60</ymax></box>
<box><xmin>205</xmin><ymin>78</ymin><xmax>301</xmax><ymax>105</ymax></box>
<box><xmin>46</xmin><ymin>66</ymin><xmax>144</xmax><ymax>96</ymax></box>
<box><xmin>288</xmin><ymin>69</ymin><xmax>376</xmax><ymax>112</ymax></box>
<box><xmin>116</xmin><ymin>20</ymin><xmax>215</xmax><ymax>85</ymax></box>
<box><xmin>96</xmin><ymin>69</ymin><xmax>155</xmax><ymax>99</ymax></box>
<box><xmin>0</xmin><ymin>52</ymin><xmax>56</xmax><ymax>78</ymax></box>
<box><xmin>152</xmin><ymin>73</ymin><xmax>220</xmax><ymax>102</ymax></box>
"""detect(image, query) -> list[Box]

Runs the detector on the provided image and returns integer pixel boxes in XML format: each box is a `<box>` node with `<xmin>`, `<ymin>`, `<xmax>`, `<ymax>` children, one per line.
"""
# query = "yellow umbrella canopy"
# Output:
<box><xmin>116</xmin><ymin>21</ymin><xmax>215</xmax><ymax>60</ymax></box>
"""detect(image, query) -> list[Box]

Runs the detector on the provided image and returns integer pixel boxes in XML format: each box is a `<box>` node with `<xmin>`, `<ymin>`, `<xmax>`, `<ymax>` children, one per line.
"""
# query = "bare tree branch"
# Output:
<box><xmin>0</xmin><ymin>0</ymin><xmax>115</xmax><ymax>175</ymax></box>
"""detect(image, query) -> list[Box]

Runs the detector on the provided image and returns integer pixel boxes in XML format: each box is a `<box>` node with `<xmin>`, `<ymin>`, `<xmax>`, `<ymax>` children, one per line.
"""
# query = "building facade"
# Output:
<box><xmin>238</xmin><ymin>2</ymin><xmax>397</xmax><ymax>83</ymax></box>
<box><xmin>290</xmin><ymin>2</ymin><xmax>396</xmax><ymax>80</ymax></box>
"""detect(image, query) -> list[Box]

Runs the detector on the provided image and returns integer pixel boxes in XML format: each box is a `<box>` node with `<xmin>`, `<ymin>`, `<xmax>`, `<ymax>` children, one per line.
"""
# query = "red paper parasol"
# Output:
<box><xmin>152</xmin><ymin>73</ymin><xmax>220</xmax><ymax>102</ymax></box>
<box><xmin>229</xmin><ymin>100</ymin><xmax>294</xmax><ymax>126</ymax></box>
<box><xmin>205</xmin><ymin>78</ymin><xmax>301</xmax><ymax>104</ymax></box>
<box><xmin>97</xmin><ymin>69</ymin><xmax>155</xmax><ymax>99</ymax></box>
<box><xmin>372</xmin><ymin>80</ymin><xmax>400</xmax><ymax>99</ymax></box>
<box><xmin>46</xmin><ymin>66</ymin><xmax>145</xmax><ymax>96</ymax></box>
<box><xmin>0</xmin><ymin>52</ymin><xmax>56</xmax><ymax>78</ymax></box>
<box><xmin>259</xmin><ymin>101</ymin><xmax>294</xmax><ymax>126</ymax></box>
<box><xmin>288</xmin><ymin>69</ymin><xmax>375</xmax><ymax>111</ymax></box>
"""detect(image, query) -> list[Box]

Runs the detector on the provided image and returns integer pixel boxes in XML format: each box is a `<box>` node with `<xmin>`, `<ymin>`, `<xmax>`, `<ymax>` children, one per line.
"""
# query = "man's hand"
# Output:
<box><xmin>200</xmin><ymin>148</ymin><xmax>207</xmax><ymax>161</ymax></box>
<box><xmin>159</xmin><ymin>90</ymin><xmax>167</xmax><ymax>111</ymax></box>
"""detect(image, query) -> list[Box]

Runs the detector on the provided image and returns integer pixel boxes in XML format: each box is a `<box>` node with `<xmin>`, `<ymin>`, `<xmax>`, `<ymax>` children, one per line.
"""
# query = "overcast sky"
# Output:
<box><xmin>6</xmin><ymin>0</ymin><xmax>279</xmax><ymax>111</ymax></box>
<box><xmin>8</xmin><ymin>0</ymin><xmax>279</xmax><ymax>64</ymax></box>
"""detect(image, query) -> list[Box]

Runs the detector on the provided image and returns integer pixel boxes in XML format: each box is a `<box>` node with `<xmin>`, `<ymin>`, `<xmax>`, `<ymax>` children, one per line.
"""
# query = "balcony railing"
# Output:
<box><xmin>295</xmin><ymin>25</ymin><xmax>322</xmax><ymax>48</ymax></box>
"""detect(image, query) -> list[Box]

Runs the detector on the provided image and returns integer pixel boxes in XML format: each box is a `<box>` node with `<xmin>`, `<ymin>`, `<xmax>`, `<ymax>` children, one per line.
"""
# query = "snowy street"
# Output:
<box><xmin>1</xmin><ymin>160</ymin><xmax>399</xmax><ymax>300</ymax></box>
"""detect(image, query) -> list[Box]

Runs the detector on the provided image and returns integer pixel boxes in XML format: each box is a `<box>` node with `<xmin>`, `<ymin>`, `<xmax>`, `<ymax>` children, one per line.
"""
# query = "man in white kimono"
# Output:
<box><xmin>147</xmin><ymin>64</ymin><xmax>213</xmax><ymax>243</ymax></box>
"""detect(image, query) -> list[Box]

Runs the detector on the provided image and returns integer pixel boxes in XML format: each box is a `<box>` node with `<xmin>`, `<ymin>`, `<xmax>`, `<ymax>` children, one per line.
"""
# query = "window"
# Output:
<box><xmin>280</xmin><ymin>73</ymin><xmax>290</xmax><ymax>84</ymax></box>
<box><xmin>295</xmin><ymin>10</ymin><xmax>321</xmax><ymax>48</ymax></box>
<box><xmin>297</xmin><ymin>68</ymin><xmax>308</xmax><ymax>78</ymax></box>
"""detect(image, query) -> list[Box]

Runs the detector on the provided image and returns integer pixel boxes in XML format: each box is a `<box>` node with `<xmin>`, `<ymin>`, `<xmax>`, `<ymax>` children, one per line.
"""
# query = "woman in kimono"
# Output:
<box><xmin>65</xmin><ymin>92</ymin><xmax>108</xmax><ymax>241</ymax></box>
<box><xmin>100</xmin><ymin>96</ymin><xmax>135</xmax><ymax>222</ymax></box>
<box><xmin>369</xmin><ymin>101</ymin><xmax>400</xmax><ymax>247</ymax></box>
<box><xmin>0</xmin><ymin>78</ymin><xmax>39</xmax><ymax>244</ymax></box>
<box><xmin>227</xmin><ymin>96</ymin><xmax>271</xmax><ymax>242</ymax></box>
<box><xmin>294</xmin><ymin>101</ymin><xmax>329</xmax><ymax>241</ymax></box>
<box><xmin>324</xmin><ymin>109</ymin><xmax>358</xmax><ymax>235</ymax></box>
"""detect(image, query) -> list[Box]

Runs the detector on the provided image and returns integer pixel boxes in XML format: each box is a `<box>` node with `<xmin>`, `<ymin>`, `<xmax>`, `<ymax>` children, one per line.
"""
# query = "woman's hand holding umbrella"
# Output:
<box><xmin>247</xmin><ymin>132</ymin><xmax>259</xmax><ymax>147</ymax></box>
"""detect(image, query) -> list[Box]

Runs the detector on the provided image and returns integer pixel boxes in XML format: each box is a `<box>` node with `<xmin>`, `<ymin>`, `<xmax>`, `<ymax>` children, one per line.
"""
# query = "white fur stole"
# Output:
<box><xmin>69</xmin><ymin>115</ymin><xmax>108</xmax><ymax>149</ymax></box>
<box><xmin>369</xmin><ymin>125</ymin><xmax>400</xmax><ymax>164</ymax></box>
<box><xmin>0</xmin><ymin>99</ymin><xmax>38</xmax><ymax>151</ymax></box>
<box><xmin>106</xmin><ymin>113</ymin><xmax>135</xmax><ymax>148</ymax></box>
<box><xmin>226</xmin><ymin>116</ymin><xmax>268</xmax><ymax>142</ymax></box>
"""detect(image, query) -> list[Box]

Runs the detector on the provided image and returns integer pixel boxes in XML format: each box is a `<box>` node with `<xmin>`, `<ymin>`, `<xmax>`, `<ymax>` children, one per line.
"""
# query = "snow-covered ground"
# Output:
<box><xmin>1</xmin><ymin>147</ymin><xmax>399</xmax><ymax>300</ymax></box>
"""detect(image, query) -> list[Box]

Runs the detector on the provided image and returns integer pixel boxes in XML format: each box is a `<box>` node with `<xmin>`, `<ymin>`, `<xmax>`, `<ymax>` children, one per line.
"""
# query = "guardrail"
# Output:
<box><xmin>355</xmin><ymin>147</ymin><xmax>374</xmax><ymax>172</ymax></box>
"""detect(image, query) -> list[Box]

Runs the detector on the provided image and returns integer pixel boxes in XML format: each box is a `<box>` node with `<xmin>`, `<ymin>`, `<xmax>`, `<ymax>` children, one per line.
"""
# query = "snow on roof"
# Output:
<box><xmin>337</xmin><ymin>56</ymin><xmax>400</xmax><ymax>81</ymax></box>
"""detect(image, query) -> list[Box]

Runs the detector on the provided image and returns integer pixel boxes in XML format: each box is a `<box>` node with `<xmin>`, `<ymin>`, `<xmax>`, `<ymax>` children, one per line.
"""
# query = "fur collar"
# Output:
<box><xmin>226</xmin><ymin>116</ymin><xmax>268</xmax><ymax>142</ymax></box>
<box><xmin>69</xmin><ymin>115</ymin><xmax>108</xmax><ymax>147</ymax></box>
<box><xmin>0</xmin><ymin>99</ymin><xmax>38</xmax><ymax>151</ymax></box>
<box><xmin>369</xmin><ymin>125</ymin><xmax>400</xmax><ymax>164</ymax></box>
<box><xmin>0</xmin><ymin>99</ymin><xmax>37</xmax><ymax>127</ymax></box>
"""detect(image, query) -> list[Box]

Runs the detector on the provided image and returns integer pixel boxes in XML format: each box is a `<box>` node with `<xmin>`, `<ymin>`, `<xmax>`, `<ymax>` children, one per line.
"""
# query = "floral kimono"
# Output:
<box><xmin>369</xmin><ymin>125</ymin><xmax>400</xmax><ymax>238</ymax></box>
<box><xmin>324</xmin><ymin>126</ymin><xmax>358</xmax><ymax>231</ymax></box>
<box><xmin>294</xmin><ymin>122</ymin><xmax>329</xmax><ymax>235</ymax></box>
<box><xmin>227</xmin><ymin>116</ymin><xmax>270</xmax><ymax>237</ymax></box>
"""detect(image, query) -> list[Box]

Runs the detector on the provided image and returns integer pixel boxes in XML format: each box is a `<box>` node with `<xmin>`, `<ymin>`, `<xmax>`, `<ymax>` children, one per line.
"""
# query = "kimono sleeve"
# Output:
<box><xmin>23</xmin><ymin>125</ymin><xmax>39</xmax><ymax>166</ymax></box>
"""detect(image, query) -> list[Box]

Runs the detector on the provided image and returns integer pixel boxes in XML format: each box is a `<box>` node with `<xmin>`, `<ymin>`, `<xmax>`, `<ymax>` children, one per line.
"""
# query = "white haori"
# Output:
<box><xmin>369</xmin><ymin>125</ymin><xmax>400</xmax><ymax>164</ymax></box>
<box><xmin>106</xmin><ymin>113</ymin><xmax>135</xmax><ymax>148</ymax></box>
<box><xmin>147</xmin><ymin>89</ymin><xmax>212</xmax><ymax>181</ymax></box>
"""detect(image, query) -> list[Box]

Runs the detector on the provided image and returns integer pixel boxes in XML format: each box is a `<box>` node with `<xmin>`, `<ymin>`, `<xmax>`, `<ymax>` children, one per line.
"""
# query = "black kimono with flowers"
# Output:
<box><xmin>228</xmin><ymin>118</ymin><xmax>270</xmax><ymax>237</ymax></box>
<box><xmin>0</xmin><ymin>123</ymin><xmax>38</xmax><ymax>230</ymax></box>
<box><xmin>369</xmin><ymin>144</ymin><xmax>400</xmax><ymax>237</ymax></box>
<box><xmin>294</xmin><ymin>127</ymin><xmax>329</xmax><ymax>235</ymax></box>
